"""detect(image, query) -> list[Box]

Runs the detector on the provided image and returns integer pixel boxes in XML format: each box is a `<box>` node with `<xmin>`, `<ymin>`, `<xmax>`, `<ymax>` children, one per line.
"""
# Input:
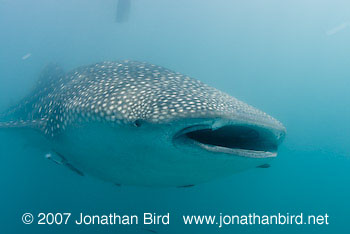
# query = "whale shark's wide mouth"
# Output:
<box><xmin>173</xmin><ymin>124</ymin><xmax>283</xmax><ymax>158</ymax></box>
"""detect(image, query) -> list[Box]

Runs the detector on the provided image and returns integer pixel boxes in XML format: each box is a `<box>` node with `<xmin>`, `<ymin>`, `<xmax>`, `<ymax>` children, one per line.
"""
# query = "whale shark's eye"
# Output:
<box><xmin>134</xmin><ymin>119</ymin><xmax>142</xmax><ymax>127</ymax></box>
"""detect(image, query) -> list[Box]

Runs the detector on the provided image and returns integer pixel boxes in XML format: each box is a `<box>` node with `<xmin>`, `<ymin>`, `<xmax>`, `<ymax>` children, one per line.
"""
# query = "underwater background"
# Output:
<box><xmin>0</xmin><ymin>0</ymin><xmax>349</xmax><ymax>233</ymax></box>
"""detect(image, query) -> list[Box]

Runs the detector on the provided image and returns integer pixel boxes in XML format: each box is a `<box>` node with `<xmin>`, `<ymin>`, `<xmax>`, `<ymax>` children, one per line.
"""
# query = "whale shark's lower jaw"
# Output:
<box><xmin>173</xmin><ymin>123</ymin><xmax>284</xmax><ymax>158</ymax></box>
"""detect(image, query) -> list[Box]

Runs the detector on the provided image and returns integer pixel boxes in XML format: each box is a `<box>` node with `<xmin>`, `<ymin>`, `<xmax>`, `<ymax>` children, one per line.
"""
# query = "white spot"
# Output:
<box><xmin>326</xmin><ymin>22</ymin><xmax>349</xmax><ymax>36</ymax></box>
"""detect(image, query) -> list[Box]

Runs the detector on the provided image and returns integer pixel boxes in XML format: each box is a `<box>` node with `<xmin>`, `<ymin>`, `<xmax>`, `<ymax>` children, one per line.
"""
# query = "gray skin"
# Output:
<box><xmin>0</xmin><ymin>60</ymin><xmax>286</xmax><ymax>187</ymax></box>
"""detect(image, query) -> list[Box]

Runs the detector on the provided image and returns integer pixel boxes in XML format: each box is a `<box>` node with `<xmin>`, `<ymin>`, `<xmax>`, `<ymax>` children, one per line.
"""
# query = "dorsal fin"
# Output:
<box><xmin>0</xmin><ymin>63</ymin><xmax>65</xmax><ymax>123</ymax></box>
<box><xmin>35</xmin><ymin>63</ymin><xmax>65</xmax><ymax>92</ymax></box>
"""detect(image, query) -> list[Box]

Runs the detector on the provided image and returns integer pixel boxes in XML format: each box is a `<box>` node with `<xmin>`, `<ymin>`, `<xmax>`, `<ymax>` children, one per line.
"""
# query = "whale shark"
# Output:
<box><xmin>0</xmin><ymin>60</ymin><xmax>286</xmax><ymax>187</ymax></box>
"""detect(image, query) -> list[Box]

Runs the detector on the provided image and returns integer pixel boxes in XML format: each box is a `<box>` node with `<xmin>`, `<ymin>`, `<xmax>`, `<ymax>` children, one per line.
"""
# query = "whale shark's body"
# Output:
<box><xmin>0</xmin><ymin>61</ymin><xmax>286</xmax><ymax>187</ymax></box>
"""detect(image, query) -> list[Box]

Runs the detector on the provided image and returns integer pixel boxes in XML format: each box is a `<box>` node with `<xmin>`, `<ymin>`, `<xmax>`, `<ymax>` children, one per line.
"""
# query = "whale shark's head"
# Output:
<box><xmin>96</xmin><ymin>71</ymin><xmax>286</xmax><ymax>186</ymax></box>
<box><xmin>104</xmin><ymin>61</ymin><xmax>286</xmax><ymax>161</ymax></box>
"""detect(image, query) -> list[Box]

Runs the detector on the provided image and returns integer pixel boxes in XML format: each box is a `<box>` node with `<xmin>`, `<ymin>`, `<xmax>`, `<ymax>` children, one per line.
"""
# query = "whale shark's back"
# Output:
<box><xmin>0</xmin><ymin>61</ymin><xmax>283</xmax><ymax>138</ymax></box>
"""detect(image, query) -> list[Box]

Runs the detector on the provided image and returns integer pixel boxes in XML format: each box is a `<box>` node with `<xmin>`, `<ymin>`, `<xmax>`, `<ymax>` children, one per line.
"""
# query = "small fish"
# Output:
<box><xmin>177</xmin><ymin>184</ymin><xmax>195</xmax><ymax>188</ymax></box>
<box><xmin>21</xmin><ymin>53</ymin><xmax>32</xmax><ymax>60</ymax></box>
<box><xmin>45</xmin><ymin>152</ymin><xmax>84</xmax><ymax>176</ymax></box>
<box><xmin>326</xmin><ymin>22</ymin><xmax>349</xmax><ymax>36</ymax></box>
<box><xmin>256</xmin><ymin>164</ymin><xmax>271</xmax><ymax>168</ymax></box>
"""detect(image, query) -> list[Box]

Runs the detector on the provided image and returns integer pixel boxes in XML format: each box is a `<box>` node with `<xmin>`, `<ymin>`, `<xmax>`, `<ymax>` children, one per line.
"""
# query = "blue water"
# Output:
<box><xmin>0</xmin><ymin>0</ymin><xmax>349</xmax><ymax>233</ymax></box>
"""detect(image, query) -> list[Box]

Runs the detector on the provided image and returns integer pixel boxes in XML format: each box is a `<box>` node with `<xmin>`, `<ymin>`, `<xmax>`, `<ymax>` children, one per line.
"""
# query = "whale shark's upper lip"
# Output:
<box><xmin>173</xmin><ymin>122</ymin><xmax>285</xmax><ymax>158</ymax></box>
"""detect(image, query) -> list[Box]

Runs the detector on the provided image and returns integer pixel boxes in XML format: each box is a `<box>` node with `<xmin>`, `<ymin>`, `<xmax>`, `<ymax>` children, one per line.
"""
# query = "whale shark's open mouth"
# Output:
<box><xmin>173</xmin><ymin>124</ymin><xmax>282</xmax><ymax>158</ymax></box>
